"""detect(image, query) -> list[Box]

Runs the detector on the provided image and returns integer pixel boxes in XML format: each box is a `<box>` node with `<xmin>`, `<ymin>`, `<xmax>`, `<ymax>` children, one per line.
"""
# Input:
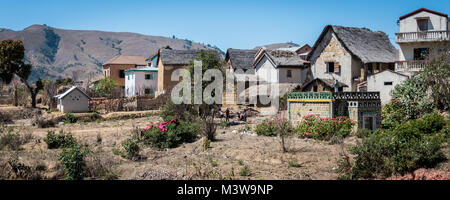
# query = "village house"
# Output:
<box><xmin>124</xmin><ymin>66</ymin><xmax>158</xmax><ymax>97</ymax></box>
<box><xmin>102</xmin><ymin>55</ymin><xmax>148</xmax><ymax>95</ymax></box>
<box><xmin>277</xmin><ymin>44</ymin><xmax>312</xmax><ymax>60</ymax></box>
<box><xmin>366</xmin><ymin>70</ymin><xmax>409</xmax><ymax>104</ymax></box>
<box><xmin>54</xmin><ymin>86</ymin><xmax>91</xmax><ymax>113</ymax></box>
<box><xmin>148</xmin><ymin>48</ymin><xmax>222</xmax><ymax>95</ymax></box>
<box><xmin>306</xmin><ymin>25</ymin><xmax>398</xmax><ymax>92</ymax></box>
<box><xmin>395</xmin><ymin>8</ymin><xmax>450</xmax><ymax>75</ymax></box>
<box><xmin>222</xmin><ymin>48</ymin><xmax>258</xmax><ymax>106</ymax></box>
<box><xmin>254</xmin><ymin>48</ymin><xmax>310</xmax><ymax>84</ymax></box>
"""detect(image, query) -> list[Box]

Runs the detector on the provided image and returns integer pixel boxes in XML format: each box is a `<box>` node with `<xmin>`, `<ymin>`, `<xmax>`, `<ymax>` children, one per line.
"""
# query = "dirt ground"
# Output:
<box><xmin>0</xmin><ymin>106</ymin><xmax>449</xmax><ymax>180</ymax></box>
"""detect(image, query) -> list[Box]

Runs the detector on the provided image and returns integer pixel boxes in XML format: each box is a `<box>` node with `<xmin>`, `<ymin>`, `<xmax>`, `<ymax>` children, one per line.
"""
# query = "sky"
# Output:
<box><xmin>0</xmin><ymin>0</ymin><xmax>449</xmax><ymax>51</ymax></box>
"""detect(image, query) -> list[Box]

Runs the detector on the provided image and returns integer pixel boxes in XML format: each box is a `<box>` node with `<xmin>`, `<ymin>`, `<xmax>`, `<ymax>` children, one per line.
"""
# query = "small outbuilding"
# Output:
<box><xmin>54</xmin><ymin>86</ymin><xmax>91</xmax><ymax>113</ymax></box>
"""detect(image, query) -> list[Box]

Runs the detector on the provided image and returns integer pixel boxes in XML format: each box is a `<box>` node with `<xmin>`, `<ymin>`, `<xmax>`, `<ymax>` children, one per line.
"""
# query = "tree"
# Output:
<box><xmin>0</xmin><ymin>39</ymin><xmax>43</xmax><ymax>108</ymax></box>
<box><xmin>187</xmin><ymin>50</ymin><xmax>225</xmax><ymax>141</ymax></box>
<box><xmin>94</xmin><ymin>77</ymin><xmax>118</xmax><ymax>97</ymax></box>
<box><xmin>421</xmin><ymin>53</ymin><xmax>450</xmax><ymax>112</ymax></box>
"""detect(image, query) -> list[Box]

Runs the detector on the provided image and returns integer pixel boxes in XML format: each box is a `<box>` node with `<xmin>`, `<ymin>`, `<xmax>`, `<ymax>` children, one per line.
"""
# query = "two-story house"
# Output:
<box><xmin>395</xmin><ymin>8</ymin><xmax>450</xmax><ymax>75</ymax></box>
<box><xmin>124</xmin><ymin>66</ymin><xmax>158</xmax><ymax>97</ymax></box>
<box><xmin>147</xmin><ymin>48</ymin><xmax>222</xmax><ymax>95</ymax></box>
<box><xmin>102</xmin><ymin>55</ymin><xmax>148</xmax><ymax>96</ymax></box>
<box><xmin>306</xmin><ymin>25</ymin><xmax>398</xmax><ymax>92</ymax></box>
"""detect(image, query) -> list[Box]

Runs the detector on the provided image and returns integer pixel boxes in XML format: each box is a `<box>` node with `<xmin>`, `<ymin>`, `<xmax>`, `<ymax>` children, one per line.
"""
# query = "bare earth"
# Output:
<box><xmin>1</xmin><ymin>107</ymin><xmax>449</xmax><ymax>180</ymax></box>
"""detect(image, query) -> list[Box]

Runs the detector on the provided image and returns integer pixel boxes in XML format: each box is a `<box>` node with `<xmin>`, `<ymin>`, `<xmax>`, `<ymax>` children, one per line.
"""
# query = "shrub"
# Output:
<box><xmin>219</xmin><ymin>120</ymin><xmax>227</xmax><ymax>128</ymax></box>
<box><xmin>64</xmin><ymin>112</ymin><xmax>77</xmax><ymax>124</ymax></box>
<box><xmin>381</xmin><ymin>99</ymin><xmax>407</xmax><ymax>129</ymax></box>
<box><xmin>356</xmin><ymin>129</ymin><xmax>373</xmax><ymax>138</ymax></box>
<box><xmin>59</xmin><ymin>143</ymin><xmax>89</xmax><ymax>180</ymax></box>
<box><xmin>120</xmin><ymin>138</ymin><xmax>140</xmax><ymax>160</ymax></box>
<box><xmin>0</xmin><ymin>132</ymin><xmax>23</xmax><ymax>151</ymax></box>
<box><xmin>142</xmin><ymin>119</ymin><xmax>198</xmax><ymax>149</ymax></box>
<box><xmin>239</xmin><ymin>165</ymin><xmax>250</xmax><ymax>176</ymax></box>
<box><xmin>296</xmin><ymin>115</ymin><xmax>355</xmax><ymax>141</ymax></box>
<box><xmin>43</xmin><ymin>130</ymin><xmax>78</xmax><ymax>149</ymax></box>
<box><xmin>339</xmin><ymin>116</ymin><xmax>447</xmax><ymax>179</ymax></box>
<box><xmin>254</xmin><ymin>119</ymin><xmax>280</xmax><ymax>136</ymax></box>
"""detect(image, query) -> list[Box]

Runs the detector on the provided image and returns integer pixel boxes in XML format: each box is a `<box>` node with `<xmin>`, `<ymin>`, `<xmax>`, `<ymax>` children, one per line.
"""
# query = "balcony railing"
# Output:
<box><xmin>395</xmin><ymin>60</ymin><xmax>426</xmax><ymax>72</ymax></box>
<box><xmin>396</xmin><ymin>30</ymin><xmax>450</xmax><ymax>43</ymax></box>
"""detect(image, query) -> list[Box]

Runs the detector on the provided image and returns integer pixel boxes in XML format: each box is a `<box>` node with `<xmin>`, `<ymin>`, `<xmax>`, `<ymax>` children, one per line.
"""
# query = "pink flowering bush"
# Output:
<box><xmin>142</xmin><ymin>118</ymin><xmax>198</xmax><ymax>149</ymax></box>
<box><xmin>296</xmin><ymin>115</ymin><xmax>355</xmax><ymax>141</ymax></box>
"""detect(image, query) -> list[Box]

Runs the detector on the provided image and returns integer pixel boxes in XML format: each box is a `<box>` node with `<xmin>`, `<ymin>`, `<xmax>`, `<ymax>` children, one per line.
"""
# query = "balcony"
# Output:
<box><xmin>395</xmin><ymin>60</ymin><xmax>426</xmax><ymax>72</ymax></box>
<box><xmin>396</xmin><ymin>30</ymin><xmax>450</xmax><ymax>43</ymax></box>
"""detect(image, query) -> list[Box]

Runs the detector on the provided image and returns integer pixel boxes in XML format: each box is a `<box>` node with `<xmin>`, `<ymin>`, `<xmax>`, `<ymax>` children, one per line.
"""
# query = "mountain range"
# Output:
<box><xmin>0</xmin><ymin>25</ymin><xmax>298</xmax><ymax>82</ymax></box>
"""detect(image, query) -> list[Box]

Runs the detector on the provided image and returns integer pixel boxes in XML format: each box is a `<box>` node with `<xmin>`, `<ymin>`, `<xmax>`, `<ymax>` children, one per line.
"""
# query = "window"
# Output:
<box><xmin>313</xmin><ymin>86</ymin><xmax>318</xmax><ymax>92</ymax></box>
<box><xmin>127</xmin><ymin>74</ymin><xmax>130</xmax><ymax>80</ymax></box>
<box><xmin>375</xmin><ymin>63</ymin><xmax>380</xmax><ymax>72</ymax></box>
<box><xmin>145</xmin><ymin>74</ymin><xmax>153</xmax><ymax>80</ymax></box>
<box><xmin>414</xmin><ymin>48</ymin><xmax>429</xmax><ymax>60</ymax></box>
<box><xmin>287</xmin><ymin>70</ymin><xmax>292</xmax><ymax>78</ymax></box>
<box><xmin>326</xmin><ymin>62</ymin><xmax>335</xmax><ymax>73</ymax></box>
<box><xmin>417</xmin><ymin>19</ymin><xmax>430</xmax><ymax>31</ymax></box>
<box><xmin>119</xmin><ymin>70</ymin><xmax>125</xmax><ymax>78</ymax></box>
<box><xmin>384</xmin><ymin>82</ymin><xmax>393</xmax><ymax>86</ymax></box>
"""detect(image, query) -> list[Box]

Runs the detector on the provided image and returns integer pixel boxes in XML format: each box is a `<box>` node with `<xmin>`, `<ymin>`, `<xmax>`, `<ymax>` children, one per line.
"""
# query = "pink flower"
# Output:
<box><xmin>145</xmin><ymin>125</ymin><xmax>153</xmax><ymax>131</ymax></box>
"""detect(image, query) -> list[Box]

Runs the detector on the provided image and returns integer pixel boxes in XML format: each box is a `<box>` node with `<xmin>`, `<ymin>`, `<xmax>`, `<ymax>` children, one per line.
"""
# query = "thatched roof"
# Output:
<box><xmin>225</xmin><ymin>49</ymin><xmax>258</xmax><ymax>70</ymax></box>
<box><xmin>103</xmin><ymin>55</ymin><xmax>148</xmax><ymax>66</ymax></box>
<box><xmin>308</xmin><ymin>25</ymin><xmax>398</xmax><ymax>63</ymax></box>
<box><xmin>160</xmin><ymin>49</ymin><xmax>221</xmax><ymax>65</ymax></box>
<box><xmin>254</xmin><ymin>49</ymin><xmax>308</xmax><ymax>68</ymax></box>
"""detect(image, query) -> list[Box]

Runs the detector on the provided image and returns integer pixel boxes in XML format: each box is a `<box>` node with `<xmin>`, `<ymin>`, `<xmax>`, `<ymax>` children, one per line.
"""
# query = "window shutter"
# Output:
<box><xmin>334</xmin><ymin>62</ymin><xmax>340</xmax><ymax>73</ymax></box>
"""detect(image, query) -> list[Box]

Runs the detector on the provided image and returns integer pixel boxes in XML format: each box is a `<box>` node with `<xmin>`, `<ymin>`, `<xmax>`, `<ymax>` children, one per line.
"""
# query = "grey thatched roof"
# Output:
<box><xmin>160</xmin><ymin>49</ymin><xmax>221</xmax><ymax>65</ymax></box>
<box><xmin>225</xmin><ymin>49</ymin><xmax>258</xmax><ymax>70</ymax></box>
<box><xmin>308</xmin><ymin>25</ymin><xmax>398</xmax><ymax>63</ymax></box>
<box><xmin>255</xmin><ymin>49</ymin><xmax>307</xmax><ymax>68</ymax></box>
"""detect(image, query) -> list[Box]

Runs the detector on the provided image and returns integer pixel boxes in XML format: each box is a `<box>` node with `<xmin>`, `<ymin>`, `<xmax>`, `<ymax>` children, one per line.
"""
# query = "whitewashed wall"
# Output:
<box><xmin>125</xmin><ymin>71</ymin><xmax>158</xmax><ymax>97</ymax></box>
<box><xmin>59</xmin><ymin>89</ymin><xmax>89</xmax><ymax>113</ymax></box>
<box><xmin>399</xmin><ymin>11</ymin><xmax>448</xmax><ymax>33</ymax></box>
<box><xmin>367</xmin><ymin>70</ymin><xmax>409</xmax><ymax>104</ymax></box>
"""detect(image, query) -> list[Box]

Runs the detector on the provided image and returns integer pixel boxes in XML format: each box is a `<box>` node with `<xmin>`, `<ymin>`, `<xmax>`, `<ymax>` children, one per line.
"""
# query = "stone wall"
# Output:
<box><xmin>89</xmin><ymin>91</ymin><xmax>170</xmax><ymax>112</ymax></box>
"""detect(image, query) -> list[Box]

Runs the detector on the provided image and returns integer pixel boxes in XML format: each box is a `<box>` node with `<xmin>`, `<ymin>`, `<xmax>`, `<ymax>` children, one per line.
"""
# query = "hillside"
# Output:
<box><xmin>254</xmin><ymin>42</ymin><xmax>300</xmax><ymax>50</ymax></box>
<box><xmin>0</xmin><ymin>25</ymin><xmax>221</xmax><ymax>82</ymax></box>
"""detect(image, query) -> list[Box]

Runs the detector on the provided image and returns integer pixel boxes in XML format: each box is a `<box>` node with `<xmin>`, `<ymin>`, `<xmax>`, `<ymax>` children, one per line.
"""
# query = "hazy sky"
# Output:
<box><xmin>1</xmin><ymin>0</ymin><xmax>449</xmax><ymax>50</ymax></box>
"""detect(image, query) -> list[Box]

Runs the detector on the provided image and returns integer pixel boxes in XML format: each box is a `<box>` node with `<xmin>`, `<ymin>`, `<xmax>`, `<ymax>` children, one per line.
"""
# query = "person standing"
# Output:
<box><xmin>225</xmin><ymin>108</ymin><xmax>230</xmax><ymax>122</ymax></box>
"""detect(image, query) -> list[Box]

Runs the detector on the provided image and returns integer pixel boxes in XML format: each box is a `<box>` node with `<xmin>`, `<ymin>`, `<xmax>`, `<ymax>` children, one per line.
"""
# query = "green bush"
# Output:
<box><xmin>142</xmin><ymin>120</ymin><xmax>198</xmax><ymax>149</ymax></box>
<box><xmin>339</xmin><ymin>115</ymin><xmax>447</xmax><ymax>179</ymax></box>
<box><xmin>64</xmin><ymin>112</ymin><xmax>77</xmax><ymax>124</ymax></box>
<box><xmin>296</xmin><ymin>115</ymin><xmax>355</xmax><ymax>141</ymax></box>
<box><xmin>381</xmin><ymin>99</ymin><xmax>407</xmax><ymax>129</ymax></box>
<box><xmin>44</xmin><ymin>130</ymin><xmax>78</xmax><ymax>149</ymax></box>
<box><xmin>356</xmin><ymin>129</ymin><xmax>373</xmax><ymax>138</ymax></box>
<box><xmin>59</xmin><ymin>143</ymin><xmax>89</xmax><ymax>180</ymax></box>
<box><xmin>239</xmin><ymin>165</ymin><xmax>250</xmax><ymax>176</ymax></box>
<box><xmin>120</xmin><ymin>138</ymin><xmax>140</xmax><ymax>160</ymax></box>
<box><xmin>0</xmin><ymin>132</ymin><xmax>23</xmax><ymax>151</ymax></box>
<box><xmin>254</xmin><ymin>119</ymin><xmax>280</xmax><ymax>136</ymax></box>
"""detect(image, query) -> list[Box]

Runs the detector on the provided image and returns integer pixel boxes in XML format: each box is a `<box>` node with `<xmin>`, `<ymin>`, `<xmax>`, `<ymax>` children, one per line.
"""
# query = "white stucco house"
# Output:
<box><xmin>124</xmin><ymin>66</ymin><xmax>158</xmax><ymax>97</ymax></box>
<box><xmin>366</xmin><ymin>70</ymin><xmax>409</xmax><ymax>104</ymax></box>
<box><xmin>395</xmin><ymin>8</ymin><xmax>450</xmax><ymax>75</ymax></box>
<box><xmin>254</xmin><ymin>48</ymin><xmax>309</xmax><ymax>84</ymax></box>
<box><xmin>54</xmin><ymin>86</ymin><xmax>91</xmax><ymax>113</ymax></box>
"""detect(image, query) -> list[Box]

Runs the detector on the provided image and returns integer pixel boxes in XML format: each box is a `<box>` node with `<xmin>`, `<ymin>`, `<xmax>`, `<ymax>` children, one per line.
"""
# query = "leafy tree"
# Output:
<box><xmin>0</xmin><ymin>39</ymin><xmax>43</xmax><ymax>107</ymax></box>
<box><xmin>390</xmin><ymin>74</ymin><xmax>434</xmax><ymax>120</ymax></box>
<box><xmin>421</xmin><ymin>54</ymin><xmax>450</xmax><ymax>111</ymax></box>
<box><xmin>187</xmin><ymin>50</ymin><xmax>225</xmax><ymax>141</ymax></box>
<box><xmin>94</xmin><ymin>77</ymin><xmax>118</xmax><ymax>97</ymax></box>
